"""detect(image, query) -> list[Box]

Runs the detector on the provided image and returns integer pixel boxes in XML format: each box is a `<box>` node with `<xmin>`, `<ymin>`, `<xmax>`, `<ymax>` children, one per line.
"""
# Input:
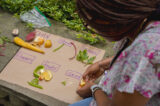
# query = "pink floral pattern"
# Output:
<box><xmin>117</xmin><ymin>51</ymin><xmax>127</xmax><ymax>60</ymax></box>
<box><xmin>145</xmin><ymin>50</ymin><xmax>155</xmax><ymax>59</ymax></box>
<box><xmin>123</xmin><ymin>75</ymin><xmax>130</xmax><ymax>83</ymax></box>
<box><xmin>90</xmin><ymin>21</ymin><xmax>160</xmax><ymax>106</ymax></box>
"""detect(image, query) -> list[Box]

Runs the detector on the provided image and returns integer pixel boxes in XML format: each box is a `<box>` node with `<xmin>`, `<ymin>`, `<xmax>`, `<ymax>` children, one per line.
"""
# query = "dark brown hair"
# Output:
<box><xmin>76</xmin><ymin>0</ymin><xmax>160</xmax><ymax>41</ymax></box>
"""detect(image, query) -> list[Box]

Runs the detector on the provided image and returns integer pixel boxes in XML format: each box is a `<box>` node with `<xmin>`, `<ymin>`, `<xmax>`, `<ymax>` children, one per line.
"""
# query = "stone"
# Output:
<box><xmin>12</xmin><ymin>28</ymin><xmax>19</xmax><ymax>36</ymax></box>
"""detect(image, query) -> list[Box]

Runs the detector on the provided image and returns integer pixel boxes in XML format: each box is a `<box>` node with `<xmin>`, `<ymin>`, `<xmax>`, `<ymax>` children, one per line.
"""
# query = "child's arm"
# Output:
<box><xmin>94</xmin><ymin>89</ymin><xmax>149</xmax><ymax>106</ymax></box>
<box><xmin>98</xmin><ymin>56</ymin><xmax>114</xmax><ymax>70</ymax></box>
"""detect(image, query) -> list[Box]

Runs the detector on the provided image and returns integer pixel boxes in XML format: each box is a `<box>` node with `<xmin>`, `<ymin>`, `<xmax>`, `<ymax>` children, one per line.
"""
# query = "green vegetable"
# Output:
<box><xmin>33</xmin><ymin>65</ymin><xmax>44</xmax><ymax>78</ymax></box>
<box><xmin>61</xmin><ymin>81</ymin><xmax>66</xmax><ymax>86</ymax></box>
<box><xmin>28</xmin><ymin>78</ymin><xmax>43</xmax><ymax>89</ymax></box>
<box><xmin>76</xmin><ymin>50</ymin><xmax>96</xmax><ymax>65</ymax></box>
<box><xmin>76</xmin><ymin>50</ymin><xmax>89</xmax><ymax>63</ymax></box>
<box><xmin>87</xmin><ymin>56</ymin><xmax>96</xmax><ymax>64</ymax></box>
<box><xmin>28</xmin><ymin>82</ymin><xmax>43</xmax><ymax>89</ymax></box>
<box><xmin>30</xmin><ymin>78</ymin><xmax>39</xmax><ymax>85</ymax></box>
<box><xmin>53</xmin><ymin>44</ymin><xmax>64</xmax><ymax>52</ymax></box>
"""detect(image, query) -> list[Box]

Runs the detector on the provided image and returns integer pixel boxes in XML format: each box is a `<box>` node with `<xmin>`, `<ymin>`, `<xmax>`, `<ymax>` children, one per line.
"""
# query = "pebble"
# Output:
<box><xmin>12</xmin><ymin>28</ymin><xmax>19</xmax><ymax>36</ymax></box>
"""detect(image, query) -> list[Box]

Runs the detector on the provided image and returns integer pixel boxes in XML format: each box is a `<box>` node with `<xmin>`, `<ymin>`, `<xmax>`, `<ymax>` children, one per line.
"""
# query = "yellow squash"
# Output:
<box><xmin>79</xmin><ymin>79</ymin><xmax>86</xmax><ymax>87</ymax></box>
<box><xmin>14</xmin><ymin>37</ymin><xmax>45</xmax><ymax>54</ymax></box>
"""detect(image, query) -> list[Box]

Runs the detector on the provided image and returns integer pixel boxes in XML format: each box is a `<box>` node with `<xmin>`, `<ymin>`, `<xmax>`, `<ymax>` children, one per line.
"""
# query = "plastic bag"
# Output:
<box><xmin>20</xmin><ymin>6</ymin><xmax>51</xmax><ymax>28</ymax></box>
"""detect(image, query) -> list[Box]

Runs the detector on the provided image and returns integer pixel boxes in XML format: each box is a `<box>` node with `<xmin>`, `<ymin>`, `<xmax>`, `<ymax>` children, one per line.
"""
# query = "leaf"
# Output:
<box><xmin>76</xmin><ymin>51</ymin><xmax>82</xmax><ymax>61</ymax></box>
<box><xmin>87</xmin><ymin>56</ymin><xmax>96</xmax><ymax>64</ymax></box>
<box><xmin>77</xmin><ymin>49</ymin><xmax>96</xmax><ymax>65</ymax></box>
<box><xmin>1</xmin><ymin>36</ymin><xmax>11</xmax><ymax>43</ymax></box>
<box><xmin>76</xmin><ymin>50</ymin><xmax>89</xmax><ymax>62</ymax></box>
<box><xmin>61</xmin><ymin>81</ymin><xmax>66</xmax><ymax>86</ymax></box>
<box><xmin>26</xmin><ymin>23</ymin><xmax>34</xmax><ymax>30</ymax></box>
<box><xmin>81</xmin><ymin>50</ymin><xmax>89</xmax><ymax>61</ymax></box>
<box><xmin>0</xmin><ymin>38</ymin><xmax>3</xmax><ymax>45</ymax></box>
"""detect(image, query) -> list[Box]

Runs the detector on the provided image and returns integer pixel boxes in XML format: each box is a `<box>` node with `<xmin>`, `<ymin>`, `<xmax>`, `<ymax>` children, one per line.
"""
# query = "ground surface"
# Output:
<box><xmin>0</xmin><ymin>9</ymin><xmax>114</xmax><ymax>106</ymax></box>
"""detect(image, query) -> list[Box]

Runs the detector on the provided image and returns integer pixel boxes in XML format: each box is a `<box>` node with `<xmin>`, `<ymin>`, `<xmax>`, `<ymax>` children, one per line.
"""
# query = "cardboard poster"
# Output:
<box><xmin>0</xmin><ymin>29</ymin><xmax>105</xmax><ymax>104</ymax></box>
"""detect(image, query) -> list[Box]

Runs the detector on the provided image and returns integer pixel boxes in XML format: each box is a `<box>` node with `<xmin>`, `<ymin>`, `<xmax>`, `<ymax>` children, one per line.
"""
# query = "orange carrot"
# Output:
<box><xmin>14</xmin><ymin>37</ymin><xmax>45</xmax><ymax>54</ymax></box>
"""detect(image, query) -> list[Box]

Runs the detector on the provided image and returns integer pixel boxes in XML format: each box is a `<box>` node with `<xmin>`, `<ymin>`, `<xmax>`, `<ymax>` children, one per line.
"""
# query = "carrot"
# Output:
<box><xmin>14</xmin><ymin>37</ymin><xmax>45</xmax><ymax>54</ymax></box>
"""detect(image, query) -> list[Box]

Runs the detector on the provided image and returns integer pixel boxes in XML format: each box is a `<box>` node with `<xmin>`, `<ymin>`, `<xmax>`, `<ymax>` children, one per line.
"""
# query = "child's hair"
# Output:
<box><xmin>76</xmin><ymin>0</ymin><xmax>160</xmax><ymax>40</ymax></box>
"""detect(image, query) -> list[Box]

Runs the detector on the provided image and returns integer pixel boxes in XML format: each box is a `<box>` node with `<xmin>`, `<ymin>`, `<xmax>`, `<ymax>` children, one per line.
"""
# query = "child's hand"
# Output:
<box><xmin>82</xmin><ymin>61</ymin><xmax>105</xmax><ymax>81</ymax></box>
<box><xmin>83</xmin><ymin>57</ymin><xmax>113</xmax><ymax>81</ymax></box>
<box><xmin>76</xmin><ymin>80</ymin><xmax>95</xmax><ymax>98</ymax></box>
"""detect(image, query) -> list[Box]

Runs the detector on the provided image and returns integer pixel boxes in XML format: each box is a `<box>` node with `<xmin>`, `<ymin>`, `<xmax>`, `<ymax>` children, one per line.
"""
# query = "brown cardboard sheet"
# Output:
<box><xmin>0</xmin><ymin>29</ymin><xmax>105</xmax><ymax>104</ymax></box>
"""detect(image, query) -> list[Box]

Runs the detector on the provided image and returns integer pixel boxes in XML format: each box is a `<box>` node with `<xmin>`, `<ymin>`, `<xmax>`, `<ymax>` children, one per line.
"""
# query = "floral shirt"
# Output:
<box><xmin>90</xmin><ymin>21</ymin><xmax>160</xmax><ymax>106</ymax></box>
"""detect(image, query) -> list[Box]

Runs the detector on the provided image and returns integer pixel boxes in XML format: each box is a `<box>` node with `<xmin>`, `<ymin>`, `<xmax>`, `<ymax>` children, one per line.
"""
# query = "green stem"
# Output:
<box><xmin>53</xmin><ymin>44</ymin><xmax>64</xmax><ymax>52</ymax></box>
<box><xmin>28</xmin><ymin>82</ymin><xmax>43</xmax><ymax>89</ymax></box>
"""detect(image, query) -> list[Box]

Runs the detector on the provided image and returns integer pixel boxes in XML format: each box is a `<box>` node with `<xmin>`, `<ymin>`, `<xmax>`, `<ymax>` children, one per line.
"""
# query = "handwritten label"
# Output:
<box><xmin>58</xmin><ymin>39</ymin><xmax>72</xmax><ymax>47</ymax></box>
<box><xmin>36</xmin><ymin>30</ymin><xmax>51</xmax><ymax>39</ymax></box>
<box><xmin>65</xmin><ymin>70</ymin><xmax>82</xmax><ymax>80</ymax></box>
<box><xmin>42</xmin><ymin>61</ymin><xmax>61</xmax><ymax>72</ymax></box>
<box><xmin>81</xmin><ymin>46</ymin><xmax>100</xmax><ymax>56</ymax></box>
<box><xmin>14</xmin><ymin>51</ymin><xmax>36</xmax><ymax>64</ymax></box>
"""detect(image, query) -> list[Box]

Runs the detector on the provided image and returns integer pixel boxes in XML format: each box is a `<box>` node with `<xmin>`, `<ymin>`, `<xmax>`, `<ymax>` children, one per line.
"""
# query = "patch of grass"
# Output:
<box><xmin>0</xmin><ymin>0</ymin><xmax>105</xmax><ymax>44</ymax></box>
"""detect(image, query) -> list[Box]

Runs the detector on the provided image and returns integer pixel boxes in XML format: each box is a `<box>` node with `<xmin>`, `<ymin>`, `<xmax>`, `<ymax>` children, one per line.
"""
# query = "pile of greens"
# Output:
<box><xmin>0</xmin><ymin>0</ymin><xmax>105</xmax><ymax>44</ymax></box>
<box><xmin>76</xmin><ymin>49</ymin><xmax>96</xmax><ymax>65</ymax></box>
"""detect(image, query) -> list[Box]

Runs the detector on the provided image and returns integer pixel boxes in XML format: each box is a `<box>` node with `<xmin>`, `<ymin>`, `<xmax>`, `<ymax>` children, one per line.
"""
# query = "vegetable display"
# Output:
<box><xmin>14</xmin><ymin>37</ymin><xmax>45</xmax><ymax>54</ymax></box>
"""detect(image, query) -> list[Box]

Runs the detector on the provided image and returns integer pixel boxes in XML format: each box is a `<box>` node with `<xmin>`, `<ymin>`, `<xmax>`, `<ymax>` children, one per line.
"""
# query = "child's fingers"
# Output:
<box><xmin>88</xmin><ymin>79</ymin><xmax>96</xmax><ymax>83</ymax></box>
<box><xmin>82</xmin><ymin>72</ymin><xmax>88</xmax><ymax>79</ymax></box>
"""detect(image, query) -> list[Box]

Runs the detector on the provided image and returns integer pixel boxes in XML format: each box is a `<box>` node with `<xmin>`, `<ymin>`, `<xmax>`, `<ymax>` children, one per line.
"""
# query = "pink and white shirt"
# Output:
<box><xmin>90</xmin><ymin>21</ymin><xmax>160</xmax><ymax>106</ymax></box>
